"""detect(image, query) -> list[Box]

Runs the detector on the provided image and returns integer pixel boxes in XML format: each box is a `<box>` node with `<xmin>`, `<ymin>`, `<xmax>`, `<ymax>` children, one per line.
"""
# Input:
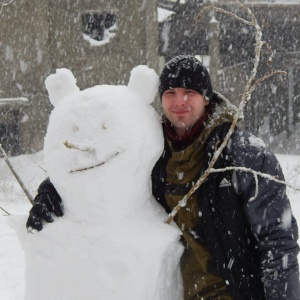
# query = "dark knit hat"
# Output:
<box><xmin>159</xmin><ymin>55</ymin><xmax>214</xmax><ymax>101</ymax></box>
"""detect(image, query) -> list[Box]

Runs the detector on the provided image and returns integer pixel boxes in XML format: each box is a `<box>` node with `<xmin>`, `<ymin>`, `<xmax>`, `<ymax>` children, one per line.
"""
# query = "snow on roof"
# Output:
<box><xmin>165</xmin><ymin>0</ymin><xmax>186</xmax><ymax>3</ymax></box>
<box><xmin>157</xmin><ymin>7</ymin><xmax>176</xmax><ymax>23</ymax></box>
<box><xmin>245</xmin><ymin>0</ymin><xmax>300</xmax><ymax>4</ymax></box>
<box><xmin>0</xmin><ymin>97</ymin><xmax>28</xmax><ymax>103</ymax></box>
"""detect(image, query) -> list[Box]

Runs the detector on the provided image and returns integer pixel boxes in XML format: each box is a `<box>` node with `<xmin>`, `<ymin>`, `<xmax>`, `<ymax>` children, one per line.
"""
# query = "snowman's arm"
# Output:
<box><xmin>26</xmin><ymin>178</ymin><xmax>64</xmax><ymax>232</ymax></box>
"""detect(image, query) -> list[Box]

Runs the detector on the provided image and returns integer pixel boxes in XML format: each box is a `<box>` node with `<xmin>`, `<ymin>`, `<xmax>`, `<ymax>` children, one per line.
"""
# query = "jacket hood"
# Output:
<box><xmin>201</xmin><ymin>92</ymin><xmax>241</xmax><ymax>142</ymax></box>
<box><xmin>208</xmin><ymin>92</ymin><xmax>242</xmax><ymax>126</ymax></box>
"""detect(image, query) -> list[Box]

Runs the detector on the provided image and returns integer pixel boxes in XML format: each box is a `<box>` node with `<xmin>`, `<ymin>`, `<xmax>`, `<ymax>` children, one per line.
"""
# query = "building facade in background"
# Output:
<box><xmin>0</xmin><ymin>0</ymin><xmax>158</xmax><ymax>155</ymax></box>
<box><xmin>1</xmin><ymin>0</ymin><xmax>300</xmax><ymax>155</ymax></box>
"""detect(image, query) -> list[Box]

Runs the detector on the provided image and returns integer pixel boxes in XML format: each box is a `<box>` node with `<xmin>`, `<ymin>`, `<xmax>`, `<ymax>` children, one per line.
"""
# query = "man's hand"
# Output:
<box><xmin>26</xmin><ymin>179</ymin><xmax>64</xmax><ymax>232</ymax></box>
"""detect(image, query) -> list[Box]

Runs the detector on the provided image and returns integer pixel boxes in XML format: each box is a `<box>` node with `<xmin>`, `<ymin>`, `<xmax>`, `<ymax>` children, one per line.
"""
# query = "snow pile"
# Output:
<box><xmin>15</xmin><ymin>66</ymin><xmax>183</xmax><ymax>300</ymax></box>
<box><xmin>2</xmin><ymin>151</ymin><xmax>300</xmax><ymax>299</ymax></box>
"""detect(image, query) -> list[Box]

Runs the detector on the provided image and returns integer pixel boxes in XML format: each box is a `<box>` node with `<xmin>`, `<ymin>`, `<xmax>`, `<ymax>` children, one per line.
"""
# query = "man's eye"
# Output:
<box><xmin>164</xmin><ymin>90</ymin><xmax>175</xmax><ymax>95</ymax></box>
<box><xmin>186</xmin><ymin>90</ymin><xmax>195</xmax><ymax>94</ymax></box>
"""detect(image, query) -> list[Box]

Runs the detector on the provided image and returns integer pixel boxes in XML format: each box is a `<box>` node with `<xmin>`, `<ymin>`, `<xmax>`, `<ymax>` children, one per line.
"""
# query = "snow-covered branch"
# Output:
<box><xmin>165</xmin><ymin>0</ymin><xmax>288</xmax><ymax>224</ymax></box>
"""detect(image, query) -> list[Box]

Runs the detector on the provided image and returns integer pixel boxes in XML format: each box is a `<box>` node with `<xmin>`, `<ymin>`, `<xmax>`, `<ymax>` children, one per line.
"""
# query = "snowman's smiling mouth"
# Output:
<box><xmin>64</xmin><ymin>140</ymin><xmax>121</xmax><ymax>173</ymax></box>
<box><xmin>69</xmin><ymin>151</ymin><xmax>120</xmax><ymax>173</ymax></box>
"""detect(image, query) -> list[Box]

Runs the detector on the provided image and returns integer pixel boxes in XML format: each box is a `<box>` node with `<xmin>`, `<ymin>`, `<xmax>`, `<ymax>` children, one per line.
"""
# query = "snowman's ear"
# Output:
<box><xmin>45</xmin><ymin>68</ymin><xmax>80</xmax><ymax>107</ymax></box>
<box><xmin>128</xmin><ymin>65</ymin><xmax>159</xmax><ymax>104</ymax></box>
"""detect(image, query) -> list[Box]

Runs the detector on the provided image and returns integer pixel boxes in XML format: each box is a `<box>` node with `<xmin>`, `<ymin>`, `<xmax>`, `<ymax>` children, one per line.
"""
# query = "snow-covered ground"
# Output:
<box><xmin>0</xmin><ymin>151</ymin><xmax>299</xmax><ymax>300</ymax></box>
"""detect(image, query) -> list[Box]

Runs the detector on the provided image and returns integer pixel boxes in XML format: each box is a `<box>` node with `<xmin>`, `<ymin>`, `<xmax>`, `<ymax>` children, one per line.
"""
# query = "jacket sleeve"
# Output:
<box><xmin>35</xmin><ymin>177</ymin><xmax>63</xmax><ymax>216</ymax></box>
<box><xmin>228</xmin><ymin>128</ymin><xmax>300</xmax><ymax>299</ymax></box>
<box><xmin>36</xmin><ymin>178</ymin><xmax>60</xmax><ymax>201</ymax></box>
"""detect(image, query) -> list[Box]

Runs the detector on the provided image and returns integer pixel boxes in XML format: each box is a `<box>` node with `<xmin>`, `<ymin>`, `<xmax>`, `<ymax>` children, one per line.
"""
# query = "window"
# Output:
<box><xmin>82</xmin><ymin>11</ymin><xmax>117</xmax><ymax>43</ymax></box>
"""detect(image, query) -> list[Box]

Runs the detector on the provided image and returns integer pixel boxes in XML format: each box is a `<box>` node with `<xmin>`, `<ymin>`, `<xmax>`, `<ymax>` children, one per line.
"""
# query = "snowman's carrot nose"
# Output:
<box><xmin>64</xmin><ymin>141</ymin><xmax>95</xmax><ymax>152</ymax></box>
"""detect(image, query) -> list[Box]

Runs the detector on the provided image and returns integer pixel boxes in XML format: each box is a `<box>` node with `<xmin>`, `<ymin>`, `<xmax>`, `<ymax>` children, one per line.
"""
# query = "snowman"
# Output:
<box><xmin>22</xmin><ymin>66</ymin><xmax>183</xmax><ymax>300</ymax></box>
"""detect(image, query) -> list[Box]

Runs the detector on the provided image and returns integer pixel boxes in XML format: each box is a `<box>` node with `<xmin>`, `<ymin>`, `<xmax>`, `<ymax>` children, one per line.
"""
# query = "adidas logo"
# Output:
<box><xmin>219</xmin><ymin>178</ymin><xmax>232</xmax><ymax>188</ymax></box>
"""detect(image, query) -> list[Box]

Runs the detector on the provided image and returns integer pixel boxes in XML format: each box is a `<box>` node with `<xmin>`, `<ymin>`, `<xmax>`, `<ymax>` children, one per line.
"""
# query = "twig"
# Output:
<box><xmin>196</xmin><ymin>5</ymin><xmax>254</xmax><ymax>27</ymax></box>
<box><xmin>70</xmin><ymin>152</ymin><xmax>120</xmax><ymax>173</ymax></box>
<box><xmin>209</xmin><ymin>166</ymin><xmax>300</xmax><ymax>199</ymax></box>
<box><xmin>0</xmin><ymin>0</ymin><xmax>14</xmax><ymax>15</ymax></box>
<box><xmin>240</xmin><ymin>70</ymin><xmax>287</xmax><ymax>96</ymax></box>
<box><xmin>0</xmin><ymin>144</ymin><xmax>34</xmax><ymax>205</ymax></box>
<box><xmin>0</xmin><ymin>205</ymin><xmax>10</xmax><ymax>216</ymax></box>
<box><xmin>64</xmin><ymin>140</ymin><xmax>95</xmax><ymax>152</ymax></box>
<box><xmin>38</xmin><ymin>165</ymin><xmax>47</xmax><ymax>173</ymax></box>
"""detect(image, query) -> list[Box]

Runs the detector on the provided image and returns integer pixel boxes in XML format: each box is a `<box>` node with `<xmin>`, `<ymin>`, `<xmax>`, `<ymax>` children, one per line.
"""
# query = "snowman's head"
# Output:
<box><xmin>43</xmin><ymin>66</ymin><xmax>163</xmax><ymax>198</ymax></box>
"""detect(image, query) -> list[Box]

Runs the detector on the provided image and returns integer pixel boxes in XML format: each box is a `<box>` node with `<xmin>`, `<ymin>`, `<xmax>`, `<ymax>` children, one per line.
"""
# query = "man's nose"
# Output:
<box><xmin>174</xmin><ymin>92</ymin><xmax>187</xmax><ymax>106</ymax></box>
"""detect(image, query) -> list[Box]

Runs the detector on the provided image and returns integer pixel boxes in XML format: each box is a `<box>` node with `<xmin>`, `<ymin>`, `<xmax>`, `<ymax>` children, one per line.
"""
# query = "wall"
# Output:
<box><xmin>0</xmin><ymin>0</ymin><xmax>159</xmax><ymax>155</ymax></box>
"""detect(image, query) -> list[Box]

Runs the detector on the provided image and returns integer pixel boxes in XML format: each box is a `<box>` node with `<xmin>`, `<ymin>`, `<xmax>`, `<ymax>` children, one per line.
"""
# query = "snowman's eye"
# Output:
<box><xmin>72</xmin><ymin>125</ymin><xmax>79</xmax><ymax>132</ymax></box>
<box><xmin>102</xmin><ymin>123</ymin><xmax>107</xmax><ymax>130</ymax></box>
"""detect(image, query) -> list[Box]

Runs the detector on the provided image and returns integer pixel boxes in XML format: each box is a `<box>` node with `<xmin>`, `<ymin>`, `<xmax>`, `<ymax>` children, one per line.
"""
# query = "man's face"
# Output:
<box><xmin>162</xmin><ymin>88</ymin><xmax>209</xmax><ymax>136</ymax></box>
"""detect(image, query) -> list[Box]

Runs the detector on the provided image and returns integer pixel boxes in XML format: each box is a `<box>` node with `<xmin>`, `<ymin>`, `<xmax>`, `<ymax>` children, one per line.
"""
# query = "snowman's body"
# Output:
<box><xmin>23</xmin><ymin>66</ymin><xmax>183</xmax><ymax>300</ymax></box>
